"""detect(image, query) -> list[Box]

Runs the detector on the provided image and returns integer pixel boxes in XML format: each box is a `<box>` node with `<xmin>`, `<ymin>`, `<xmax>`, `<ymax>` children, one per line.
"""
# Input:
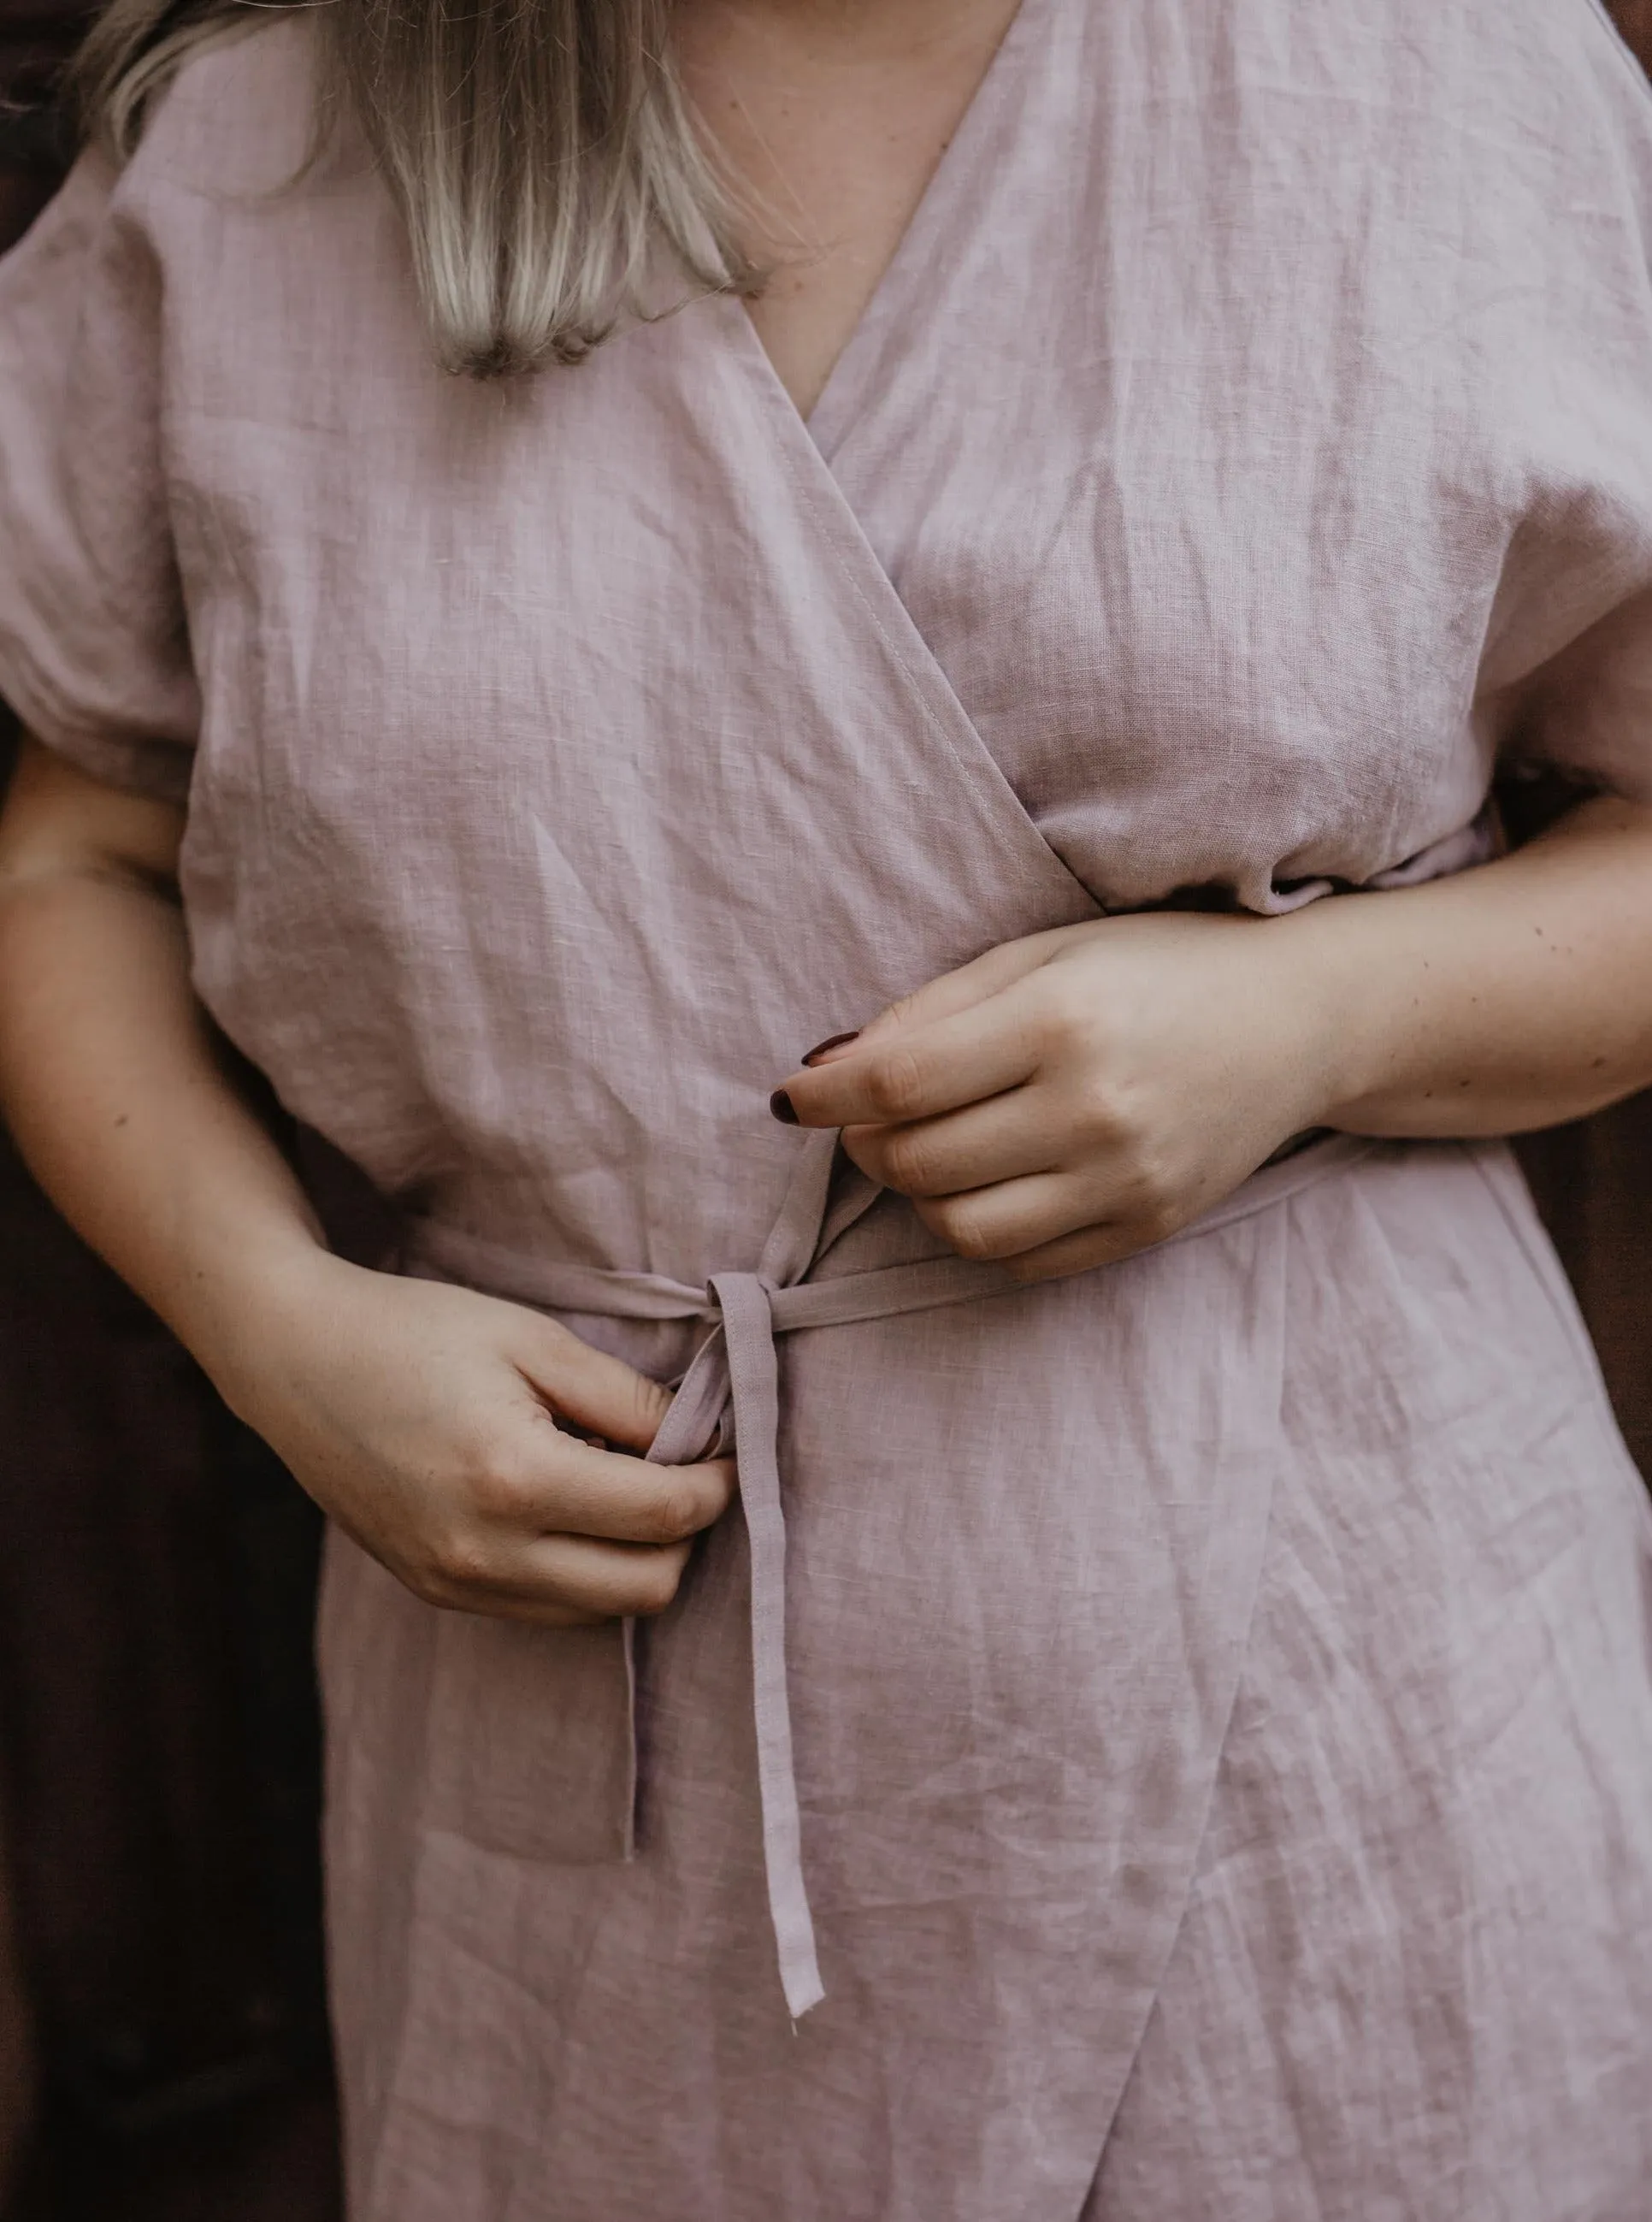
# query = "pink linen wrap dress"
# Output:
<box><xmin>3</xmin><ymin>0</ymin><xmax>1652</xmax><ymax>2213</ymax></box>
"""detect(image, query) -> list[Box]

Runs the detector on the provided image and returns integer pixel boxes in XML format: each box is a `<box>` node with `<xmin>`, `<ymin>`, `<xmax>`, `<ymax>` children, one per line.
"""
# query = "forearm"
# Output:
<box><xmin>1301</xmin><ymin>795</ymin><xmax>1652</xmax><ymax>1138</ymax></box>
<box><xmin>0</xmin><ymin>746</ymin><xmax>727</xmax><ymax>1628</ymax></box>
<box><xmin>0</xmin><ymin>852</ymin><xmax>327</xmax><ymax>1392</ymax></box>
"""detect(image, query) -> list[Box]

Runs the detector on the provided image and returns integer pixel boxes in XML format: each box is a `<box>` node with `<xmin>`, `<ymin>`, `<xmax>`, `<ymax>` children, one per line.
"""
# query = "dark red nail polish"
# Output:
<box><xmin>802</xmin><ymin>1030</ymin><xmax>860</xmax><ymax>1066</ymax></box>
<box><xmin>769</xmin><ymin>1088</ymin><xmax>799</xmax><ymax>1125</ymax></box>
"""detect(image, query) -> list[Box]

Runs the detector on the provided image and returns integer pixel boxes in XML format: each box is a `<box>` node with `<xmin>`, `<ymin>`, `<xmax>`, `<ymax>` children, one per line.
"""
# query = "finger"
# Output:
<box><xmin>912</xmin><ymin>1172</ymin><xmax>1093</xmax><ymax>1262</ymax></box>
<box><xmin>485</xmin><ymin>1424</ymin><xmax>737</xmax><ymax>1546</ymax></box>
<box><xmin>427</xmin><ymin>1529</ymin><xmax>697</xmax><ymax>1622</ymax></box>
<box><xmin>994</xmin><ymin>1223</ymin><xmax>1153</xmax><ymax>1285</ymax></box>
<box><xmin>916</xmin><ymin>1179</ymin><xmax>1189</xmax><ymax>1275</ymax></box>
<box><xmin>842</xmin><ymin>1083</ymin><xmax>1062</xmax><ymax>1197</ymax></box>
<box><xmin>507</xmin><ymin>1313</ymin><xmax>676</xmax><ymax>1454</ymax></box>
<box><xmin>517</xmin><ymin>1533</ymin><xmax>696</xmax><ymax>1618</ymax></box>
<box><xmin>448</xmin><ymin>1596</ymin><xmax>610</xmax><ymax>1630</ymax></box>
<box><xmin>840</xmin><ymin>932</ymin><xmax>1074</xmax><ymax>1053</ymax></box>
<box><xmin>778</xmin><ymin>991</ymin><xmax>1041</xmax><ymax>1132</ymax></box>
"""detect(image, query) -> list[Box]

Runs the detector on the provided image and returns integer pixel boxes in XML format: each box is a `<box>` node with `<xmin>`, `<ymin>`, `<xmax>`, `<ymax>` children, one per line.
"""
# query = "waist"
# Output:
<box><xmin>398</xmin><ymin>1123</ymin><xmax>1381</xmax><ymax>2026</ymax></box>
<box><xmin>400</xmin><ymin>1130</ymin><xmax>1378</xmax><ymax>1325</ymax></box>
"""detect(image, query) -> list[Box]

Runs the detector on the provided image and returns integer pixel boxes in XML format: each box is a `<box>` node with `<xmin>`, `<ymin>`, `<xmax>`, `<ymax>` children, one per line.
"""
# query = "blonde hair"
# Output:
<box><xmin>75</xmin><ymin>0</ymin><xmax>756</xmax><ymax>375</ymax></box>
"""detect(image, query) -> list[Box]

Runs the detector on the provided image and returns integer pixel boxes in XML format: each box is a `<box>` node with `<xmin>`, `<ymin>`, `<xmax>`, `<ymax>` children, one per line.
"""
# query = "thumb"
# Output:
<box><xmin>509</xmin><ymin>1312</ymin><xmax>675</xmax><ymax>1456</ymax></box>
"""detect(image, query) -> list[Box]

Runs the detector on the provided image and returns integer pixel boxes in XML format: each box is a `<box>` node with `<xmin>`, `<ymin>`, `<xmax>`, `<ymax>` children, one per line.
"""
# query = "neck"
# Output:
<box><xmin>678</xmin><ymin>0</ymin><xmax>1018</xmax><ymax>66</ymax></box>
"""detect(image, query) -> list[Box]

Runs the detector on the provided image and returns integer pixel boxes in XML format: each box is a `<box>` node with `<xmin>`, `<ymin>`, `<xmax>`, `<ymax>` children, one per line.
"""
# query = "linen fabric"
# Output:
<box><xmin>3</xmin><ymin>0</ymin><xmax>1652</xmax><ymax>2213</ymax></box>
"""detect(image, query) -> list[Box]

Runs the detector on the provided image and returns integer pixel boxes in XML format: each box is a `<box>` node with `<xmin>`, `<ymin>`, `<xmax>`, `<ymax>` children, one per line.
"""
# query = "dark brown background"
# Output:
<box><xmin>2</xmin><ymin>13</ymin><xmax>337</xmax><ymax>2214</ymax></box>
<box><xmin>1</xmin><ymin>7</ymin><xmax>1651</xmax><ymax>2218</ymax></box>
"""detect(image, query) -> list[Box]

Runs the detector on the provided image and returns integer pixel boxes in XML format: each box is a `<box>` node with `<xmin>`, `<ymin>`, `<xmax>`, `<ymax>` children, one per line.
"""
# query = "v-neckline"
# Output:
<box><xmin>687</xmin><ymin>0</ymin><xmax>1099</xmax><ymax>943</ymax></box>
<box><xmin>728</xmin><ymin>0</ymin><xmax>1049</xmax><ymax>460</ymax></box>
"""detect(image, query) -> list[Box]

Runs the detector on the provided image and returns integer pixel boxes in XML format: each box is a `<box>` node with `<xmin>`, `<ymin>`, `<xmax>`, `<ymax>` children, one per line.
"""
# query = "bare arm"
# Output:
<box><xmin>777</xmin><ymin>796</ymin><xmax>1652</xmax><ymax>1280</ymax></box>
<box><xmin>1296</xmin><ymin>795</ymin><xmax>1652</xmax><ymax>1136</ymax></box>
<box><xmin>0</xmin><ymin>736</ymin><xmax>731</xmax><ymax>1621</ymax></box>
<box><xmin>0</xmin><ymin>735</ymin><xmax>329</xmax><ymax>1363</ymax></box>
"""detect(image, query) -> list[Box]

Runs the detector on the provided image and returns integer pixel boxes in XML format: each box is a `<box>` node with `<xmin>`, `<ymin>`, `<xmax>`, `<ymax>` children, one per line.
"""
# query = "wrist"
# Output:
<box><xmin>164</xmin><ymin>1209</ymin><xmax>345</xmax><ymax>1421</ymax></box>
<box><xmin>1272</xmin><ymin>894</ymin><xmax>1401</xmax><ymax>1130</ymax></box>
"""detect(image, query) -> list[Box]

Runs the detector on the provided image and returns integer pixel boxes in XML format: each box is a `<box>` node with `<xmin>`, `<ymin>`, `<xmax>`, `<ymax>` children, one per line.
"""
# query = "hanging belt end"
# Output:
<box><xmin>781</xmin><ymin>1953</ymin><xmax>826</xmax><ymax>2024</ymax></box>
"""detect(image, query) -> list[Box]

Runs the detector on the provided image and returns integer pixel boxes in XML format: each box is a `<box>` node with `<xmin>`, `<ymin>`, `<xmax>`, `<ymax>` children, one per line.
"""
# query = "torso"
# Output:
<box><xmin>83</xmin><ymin>0</ymin><xmax>1652</xmax><ymax>1214</ymax></box>
<box><xmin>675</xmin><ymin>0</ymin><xmax>1023</xmax><ymax>416</ymax></box>
<box><xmin>8</xmin><ymin>7</ymin><xmax>1652</xmax><ymax>2207</ymax></box>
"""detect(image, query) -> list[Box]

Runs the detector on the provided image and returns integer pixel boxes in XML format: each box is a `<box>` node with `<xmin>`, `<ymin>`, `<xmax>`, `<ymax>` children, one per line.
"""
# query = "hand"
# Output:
<box><xmin>774</xmin><ymin>912</ymin><xmax>1342</xmax><ymax>1283</ymax></box>
<box><xmin>212</xmin><ymin>1253</ymin><xmax>735</xmax><ymax>1624</ymax></box>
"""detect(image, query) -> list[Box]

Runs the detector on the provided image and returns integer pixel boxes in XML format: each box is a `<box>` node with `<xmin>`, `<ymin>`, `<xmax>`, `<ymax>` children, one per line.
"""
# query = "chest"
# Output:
<box><xmin>673</xmin><ymin>0</ymin><xmax>1022</xmax><ymax>418</ymax></box>
<box><xmin>157</xmin><ymin>0</ymin><xmax>1652</xmax><ymax>927</ymax></box>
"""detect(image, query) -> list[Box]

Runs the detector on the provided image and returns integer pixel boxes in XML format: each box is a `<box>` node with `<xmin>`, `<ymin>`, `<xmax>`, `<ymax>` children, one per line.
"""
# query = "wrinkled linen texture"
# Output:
<box><xmin>4</xmin><ymin>0</ymin><xmax>1652</xmax><ymax>2213</ymax></box>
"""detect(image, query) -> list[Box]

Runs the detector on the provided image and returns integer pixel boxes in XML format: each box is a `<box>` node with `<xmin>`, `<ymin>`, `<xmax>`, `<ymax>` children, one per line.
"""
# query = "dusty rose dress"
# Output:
<box><xmin>4</xmin><ymin>0</ymin><xmax>1652</xmax><ymax>2212</ymax></box>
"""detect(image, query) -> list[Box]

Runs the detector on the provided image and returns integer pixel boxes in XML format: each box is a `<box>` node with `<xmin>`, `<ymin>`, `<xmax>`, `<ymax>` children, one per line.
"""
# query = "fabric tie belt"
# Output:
<box><xmin>406</xmin><ymin>1129</ymin><xmax>1374</xmax><ymax>2023</ymax></box>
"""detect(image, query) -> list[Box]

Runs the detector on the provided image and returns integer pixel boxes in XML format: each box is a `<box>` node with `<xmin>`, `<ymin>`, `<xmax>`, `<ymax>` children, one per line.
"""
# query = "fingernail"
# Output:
<box><xmin>769</xmin><ymin>1088</ymin><xmax>799</xmax><ymax>1125</ymax></box>
<box><xmin>802</xmin><ymin>1030</ymin><xmax>860</xmax><ymax>1066</ymax></box>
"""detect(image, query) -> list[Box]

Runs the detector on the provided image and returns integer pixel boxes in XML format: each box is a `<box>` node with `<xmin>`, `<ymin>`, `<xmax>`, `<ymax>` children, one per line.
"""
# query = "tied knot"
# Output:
<box><xmin>402</xmin><ymin>1126</ymin><xmax>1368</xmax><ymax>2032</ymax></box>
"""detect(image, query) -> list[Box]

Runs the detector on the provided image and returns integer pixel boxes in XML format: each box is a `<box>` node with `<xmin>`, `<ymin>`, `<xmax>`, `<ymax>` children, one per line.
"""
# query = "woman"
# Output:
<box><xmin>2</xmin><ymin>0</ymin><xmax>1651</xmax><ymax>2210</ymax></box>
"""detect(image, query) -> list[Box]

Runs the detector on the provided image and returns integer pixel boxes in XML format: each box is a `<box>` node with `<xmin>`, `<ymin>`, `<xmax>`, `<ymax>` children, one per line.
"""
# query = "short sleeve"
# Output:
<box><xmin>0</xmin><ymin>148</ymin><xmax>198</xmax><ymax>803</ymax></box>
<box><xmin>1476</xmin><ymin>9</ymin><xmax>1652</xmax><ymax>802</ymax></box>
